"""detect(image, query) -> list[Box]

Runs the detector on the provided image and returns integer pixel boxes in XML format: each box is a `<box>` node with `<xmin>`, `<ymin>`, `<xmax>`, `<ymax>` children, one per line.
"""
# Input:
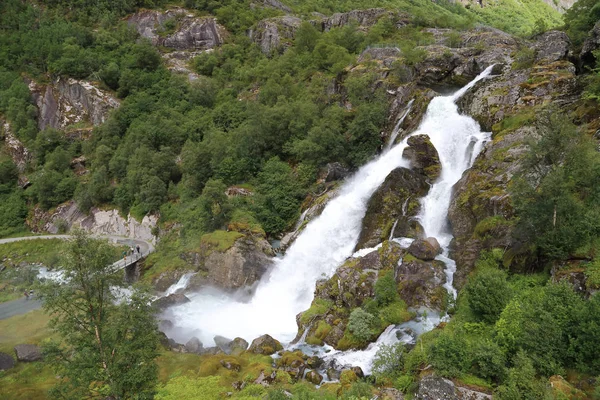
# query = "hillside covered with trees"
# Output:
<box><xmin>1</xmin><ymin>0</ymin><xmax>600</xmax><ymax>399</ymax></box>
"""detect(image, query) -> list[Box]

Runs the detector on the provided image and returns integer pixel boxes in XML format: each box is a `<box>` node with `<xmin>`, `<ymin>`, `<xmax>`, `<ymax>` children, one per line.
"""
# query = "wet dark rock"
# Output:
<box><xmin>305</xmin><ymin>370</ymin><xmax>323</xmax><ymax>385</ymax></box>
<box><xmin>355</xmin><ymin>168</ymin><xmax>429</xmax><ymax>251</ymax></box>
<box><xmin>306</xmin><ymin>356</ymin><xmax>322</xmax><ymax>369</ymax></box>
<box><xmin>407</xmin><ymin>237</ymin><xmax>442</xmax><ymax>261</ymax></box>
<box><xmin>14</xmin><ymin>344</ymin><xmax>42</xmax><ymax>362</ymax></box>
<box><xmin>0</xmin><ymin>352</ymin><xmax>15</xmax><ymax>370</ymax></box>
<box><xmin>152</xmin><ymin>293</ymin><xmax>190</xmax><ymax>311</ymax></box>
<box><xmin>403</xmin><ymin>134</ymin><xmax>441</xmax><ymax>182</ymax></box>
<box><xmin>185</xmin><ymin>337</ymin><xmax>203</xmax><ymax>354</ymax></box>
<box><xmin>248</xmin><ymin>334</ymin><xmax>283</xmax><ymax>355</ymax></box>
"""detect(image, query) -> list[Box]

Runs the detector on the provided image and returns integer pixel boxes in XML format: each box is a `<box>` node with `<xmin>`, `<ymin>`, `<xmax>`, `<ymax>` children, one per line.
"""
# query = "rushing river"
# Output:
<box><xmin>163</xmin><ymin>67</ymin><xmax>495</xmax><ymax>370</ymax></box>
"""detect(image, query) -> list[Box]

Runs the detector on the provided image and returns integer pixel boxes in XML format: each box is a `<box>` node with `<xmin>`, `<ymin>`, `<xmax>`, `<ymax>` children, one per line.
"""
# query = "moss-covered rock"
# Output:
<box><xmin>403</xmin><ymin>134</ymin><xmax>441</xmax><ymax>182</ymax></box>
<box><xmin>248</xmin><ymin>334</ymin><xmax>283</xmax><ymax>355</ymax></box>
<box><xmin>355</xmin><ymin>168</ymin><xmax>428</xmax><ymax>251</ymax></box>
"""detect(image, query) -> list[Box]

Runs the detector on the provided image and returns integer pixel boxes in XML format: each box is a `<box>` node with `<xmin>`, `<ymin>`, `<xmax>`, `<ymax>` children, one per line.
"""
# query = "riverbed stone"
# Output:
<box><xmin>152</xmin><ymin>293</ymin><xmax>190</xmax><ymax>311</ymax></box>
<box><xmin>403</xmin><ymin>134</ymin><xmax>441</xmax><ymax>182</ymax></box>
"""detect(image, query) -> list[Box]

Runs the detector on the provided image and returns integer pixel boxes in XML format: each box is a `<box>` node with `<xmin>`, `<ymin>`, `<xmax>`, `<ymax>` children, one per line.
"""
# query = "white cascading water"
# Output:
<box><xmin>165</xmin><ymin>66</ymin><xmax>494</xmax><ymax>351</ymax></box>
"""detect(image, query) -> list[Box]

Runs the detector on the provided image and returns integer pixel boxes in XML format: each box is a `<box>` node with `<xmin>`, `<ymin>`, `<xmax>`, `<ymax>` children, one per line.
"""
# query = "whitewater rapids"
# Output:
<box><xmin>164</xmin><ymin>66</ymin><xmax>494</xmax><ymax>348</ymax></box>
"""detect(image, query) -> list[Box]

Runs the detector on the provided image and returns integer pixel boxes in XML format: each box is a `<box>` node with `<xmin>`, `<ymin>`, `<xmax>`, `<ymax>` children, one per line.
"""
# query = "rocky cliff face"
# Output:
<box><xmin>127</xmin><ymin>8</ymin><xmax>227</xmax><ymax>80</ymax></box>
<box><xmin>28</xmin><ymin>201</ymin><xmax>158</xmax><ymax>244</ymax></box>
<box><xmin>449</xmin><ymin>30</ymin><xmax>579</xmax><ymax>286</ymax></box>
<box><xmin>127</xmin><ymin>8</ymin><xmax>226</xmax><ymax>51</ymax></box>
<box><xmin>28</xmin><ymin>77</ymin><xmax>119</xmax><ymax>132</ymax></box>
<box><xmin>181</xmin><ymin>234</ymin><xmax>274</xmax><ymax>291</ymax></box>
<box><xmin>250</xmin><ymin>16</ymin><xmax>302</xmax><ymax>55</ymax></box>
<box><xmin>0</xmin><ymin>120</ymin><xmax>30</xmax><ymax>176</ymax></box>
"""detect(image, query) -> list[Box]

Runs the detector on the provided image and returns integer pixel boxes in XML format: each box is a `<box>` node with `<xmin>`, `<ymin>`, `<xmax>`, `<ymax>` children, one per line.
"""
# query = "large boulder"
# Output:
<box><xmin>403</xmin><ymin>134</ymin><xmax>441</xmax><ymax>182</ymax></box>
<box><xmin>229</xmin><ymin>337</ymin><xmax>249</xmax><ymax>355</ymax></box>
<box><xmin>355</xmin><ymin>168</ymin><xmax>428</xmax><ymax>251</ymax></box>
<box><xmin>28</xmin><ymin>77</ymin><xmax>119</xmax><ymax>131</ymax></box>
<box><xmin>407</xmin><ymin>237</ymin><xmax>441</xmax><ymax>261</ymax></box>
<box><xmin>320</xmin><ymin>162</ymin><xmax>350</xmax><ymax>183</ymax></box>
<box><xmin>127</xmin><ymin>8</ymin><xmax>226</xmax><ymax>51</ymax></box>
<box><xmin>248</xmin><ymin>334</ymin><xmax>283</xmax><ymax>355</ymax></box>
<box><xmin>14</xmin><ymin>344</ymin><xmax>42</xmax><ymax>362</ymax></box>
<box><xmin>184</xmin><ymin>337</ymin><xmax>203</xmax><ymax>354</ymax></box>
<box><xmin>0</xmin><ymin>352</ymin><xmax>15</xmax><ymax>370</ymax></box>
<box><xmin>276</xmin><ymin>351</ymin><xmax>306</xmax><ymax>381</ymax></box>
<box><xmin>186</xmin><ymin>234</ymin><xmax>274</xmax><ymax>290</ymax></box>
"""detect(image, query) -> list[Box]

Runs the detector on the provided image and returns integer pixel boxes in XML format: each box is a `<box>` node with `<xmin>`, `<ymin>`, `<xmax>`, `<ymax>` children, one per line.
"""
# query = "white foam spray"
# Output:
<box><xmin>165</xmin><ymin>66</ymin><xmax>494</xmax><ymax>349</ymax></box>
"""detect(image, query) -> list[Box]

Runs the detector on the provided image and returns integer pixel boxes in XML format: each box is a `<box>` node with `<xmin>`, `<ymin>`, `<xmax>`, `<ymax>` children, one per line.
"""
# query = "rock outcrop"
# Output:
<box><xmin>355</xmin><ymin>168</ymin><xmax>428</xmax><ymax>251</ymax></box>
<box><xmin>318</xmin><ymin>9</ymin><xmax>409</xmax><ymax>32</ymax></box>
<box><xmin>185</xmin><ymin>234</ymin><xmax>274</xmax><ymax>290</ymax></box>
<box><xmin>449</xmin><ymin>32</ymin><xmax>579</xmax><ymax>286</ymax></box>
<box><xmin>402</xmin><ymin>134</ymin><xmax>441</xmax><ymax>182</ymax></box>
<box><xmin>250</xmin><ymin>16</ymin><xmax>302</xmax><ymax>55</ymax></box>
<box><xmin>533</xmin><ymin>30</ymin><xmax>571</xmax><ymax>63</ymax></box>
<box><xmin>127</xmin><ymin>8</ymin><xmax>226</xmax><ymax>51</ymax></box>
<box><xmin>395</xmin><ymin>257</ymin><xmax>447</xmax><ymax>310</ymax></box>
<box><xmin>13</xmin><ymin>344</ymin><xmax>42</xmax><ymax>362</ymax></box>
<box><xmin>416</xmin><ymin>375</ymin><xmax>492</xmax><ymax>400</ymax></box>
<box><xmin>28</xmin><ymin>77</ymin><xmax>119</xmax><ymax>131</ymax></box>
<box><xmin>1</xmin><ymin>120</ymin><xmax>31</xmax><ymax>184</ymax></box>
<box><xmin>296</xmin><ymin>241</ymin><xmax>407</xmax><ymax>348</ymax></box>
<box><xmin>28</xmin><ymin>201</ymin><xmax>158</xmax><ymax>244</ymax></box>
<box><xmin>184</xmin><ymin>337</ymin><xmax>203</xmax><ymax>354</ymax></box>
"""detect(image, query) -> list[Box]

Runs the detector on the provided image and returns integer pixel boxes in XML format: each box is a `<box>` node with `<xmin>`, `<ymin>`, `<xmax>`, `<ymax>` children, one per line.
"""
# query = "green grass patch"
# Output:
<box><xmin>0</xmin><ymin>362</ymin><xmax>56</xmax><ymax>400</ymax></box>
<box><xmin>0</xmin><ymin>310</ymin><xmax>54</xmax><ymax>354</ymax></box>
<box><xmin>200</xmin><ymin>230</ymin><xmax>244</xmax><ymax>253</ymax></box>
<box><xmin>299</xmin><ymin>298</ymin><xmax>334</xmax><ymax>325</ymax></box>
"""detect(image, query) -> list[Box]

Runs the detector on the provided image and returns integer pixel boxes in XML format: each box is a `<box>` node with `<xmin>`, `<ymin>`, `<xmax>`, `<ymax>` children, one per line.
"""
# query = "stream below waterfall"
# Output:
<box><xmin>161</xmin><ymin>65</ymin><xmax>495</xmax><ymax>374</ymax></box>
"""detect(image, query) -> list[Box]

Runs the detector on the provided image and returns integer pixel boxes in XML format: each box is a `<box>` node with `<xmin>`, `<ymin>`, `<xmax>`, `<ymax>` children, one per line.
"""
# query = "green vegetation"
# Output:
<box><xmin>37</xmin><ymin>231</ymin><xmax>160</xmax><ymax>399</ymax></box>
<box><xmin>511</xmin><ymin>110</ymin><xmax>600</xmax><ymax>262</ymax></box>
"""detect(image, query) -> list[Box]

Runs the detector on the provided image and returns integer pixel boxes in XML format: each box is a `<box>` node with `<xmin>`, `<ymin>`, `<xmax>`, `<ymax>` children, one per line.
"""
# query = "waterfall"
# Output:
<box><xmin>385</xmin><ymin>99</ymin><xmax>414</xmax><ymax>151</ymax></box>
<box><xmin>165</xmin><ymin>66</ymin><xmax>494</xmax><ymax>348</ymax></box>
<box><xmin>164</xmin><ymin>273</ymin><xmax>195</xmax><ymax>296</ymax></box>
